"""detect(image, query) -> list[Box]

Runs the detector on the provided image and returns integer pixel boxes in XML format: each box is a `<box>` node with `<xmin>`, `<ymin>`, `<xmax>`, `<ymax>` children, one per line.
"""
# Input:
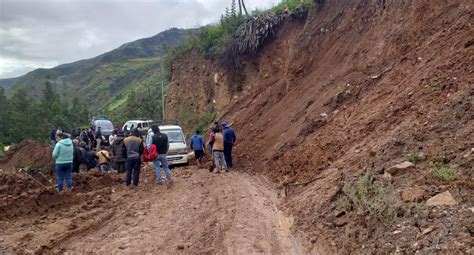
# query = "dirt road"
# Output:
<box><xmin>1</xmin><ymin>166</ymin><xmax>305</xmax><ymax>254</ymax></box>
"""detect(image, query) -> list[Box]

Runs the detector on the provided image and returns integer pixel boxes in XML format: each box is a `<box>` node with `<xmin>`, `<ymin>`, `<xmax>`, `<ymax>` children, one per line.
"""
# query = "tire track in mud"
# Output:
<box><xmin>54</xmin><ymin>167</ymin><xmax>305</xmax><ymax>254</ymax></box>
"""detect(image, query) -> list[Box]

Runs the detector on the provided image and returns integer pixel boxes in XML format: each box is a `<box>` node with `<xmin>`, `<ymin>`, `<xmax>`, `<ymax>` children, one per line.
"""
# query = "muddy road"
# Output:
<box><xmin>0</xmin><ymin>166</ymin><xmax>305</xmax><ymax>254</ymax></box>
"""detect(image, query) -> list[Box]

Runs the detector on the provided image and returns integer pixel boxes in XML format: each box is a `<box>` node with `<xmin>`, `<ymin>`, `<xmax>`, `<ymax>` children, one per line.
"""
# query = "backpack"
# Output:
<box><xmin>143</xmin><ymin>144</ymin><xmax>158</xmax><ymax>162</ymax></box>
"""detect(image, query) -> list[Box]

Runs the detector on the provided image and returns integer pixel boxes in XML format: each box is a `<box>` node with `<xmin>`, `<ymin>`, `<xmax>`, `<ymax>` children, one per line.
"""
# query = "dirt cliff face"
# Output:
<box><xmin>165</xmin><ymin>51</ymin><xmax>233</xmax><ymax>132</ymax></box>
<box><xmin>169</xmin><ymin>0</ymin><xmax>473</xmax><ymax>253</ymax></box>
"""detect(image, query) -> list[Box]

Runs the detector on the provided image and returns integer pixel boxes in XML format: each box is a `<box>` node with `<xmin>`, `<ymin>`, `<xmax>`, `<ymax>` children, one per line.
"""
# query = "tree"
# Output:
<box><xmin>9</xmin><ymin>88</ymin><xmax>34</xmax><ymax>142</ymax></box>
<box><xmin>238</xmin><ymin>0</ymin><xmax>242</xmax><ymax>15</ymax></box>
<box><xmin>0</xmin><ymin>88</ymin><xmax>11</xmax><ymax>143</ymax></box>
<box><xmin>124</xmin><ymin>81</ymin><xmax>163</xmax><ymax>120</ymax></box>
<box><xmin>240</xmin><ymin>0</ymin><xmax>249</xmax><ymax>16</ymax></box>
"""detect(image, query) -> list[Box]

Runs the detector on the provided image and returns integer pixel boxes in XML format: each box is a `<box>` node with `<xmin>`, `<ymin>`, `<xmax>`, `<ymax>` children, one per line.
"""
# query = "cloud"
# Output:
<box><xmin>0</xmin><ymin>0</ymin><xmax>278</xmax><ymax>78</ymax></box>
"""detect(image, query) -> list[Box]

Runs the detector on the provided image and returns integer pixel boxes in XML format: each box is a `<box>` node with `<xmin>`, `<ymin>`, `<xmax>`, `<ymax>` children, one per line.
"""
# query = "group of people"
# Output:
<box><xmin>51</xmin><ymin>124</ymin><xmax>173</xmax><ymax>192</ymax></box>
<box><xmin>51</xmin><ymin>121</ymin><xmax>236</xmax><ymax>192</ymax></box>
<box><xmin>50</xmin><ymin>127</ymin><xmax>105</xmax><ymax>151</ymax></box>
<box><xmin>190</xmin><ymin>121</ymin><xmax>236</xmax><ymax>174</ymax></box>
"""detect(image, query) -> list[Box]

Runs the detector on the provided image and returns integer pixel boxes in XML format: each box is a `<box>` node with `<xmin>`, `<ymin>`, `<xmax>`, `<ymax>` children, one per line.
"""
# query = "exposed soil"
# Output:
<box><xmin>0</xmin><ymin>166</ymin><xmax>306</xmax><ymax>254</ymax></box>
<box><xmin>0</xmin><ymin>140</ymin><xmax>54</xmax><ymax>175</ymax></box>
<box><xmin>2</xmin><ymin>0</ymin><xmax>473</xmax><ymax>254</ymax></box>
<box><xmin>167</xmin><ymin>0</ymin><xmax>474</xmax><ymax>253</ymax></box>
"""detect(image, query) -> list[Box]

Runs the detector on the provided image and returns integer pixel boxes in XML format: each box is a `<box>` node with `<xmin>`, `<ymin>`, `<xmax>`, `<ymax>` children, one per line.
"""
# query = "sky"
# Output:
<box><xmin>0</xmin><ymin>0</ymin><xmax>279</xmax><ymax>79</ymax></box>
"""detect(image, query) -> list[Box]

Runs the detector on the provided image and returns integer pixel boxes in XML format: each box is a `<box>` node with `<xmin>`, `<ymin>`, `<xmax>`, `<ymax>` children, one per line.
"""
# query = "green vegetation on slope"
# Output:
<box><xmin>1</xmin><ymin>28</ymin><xmax>195</xmax><ymax>114</ymax></box>
<box><xmin>0</xmin><ymin>78</ymin><xmax>89</xmax><ymax>144</ymax></box>
<box><xmin>163</xmin><ymin>0</ymin><xmax>312</xmax><ymax>79</ymax></box>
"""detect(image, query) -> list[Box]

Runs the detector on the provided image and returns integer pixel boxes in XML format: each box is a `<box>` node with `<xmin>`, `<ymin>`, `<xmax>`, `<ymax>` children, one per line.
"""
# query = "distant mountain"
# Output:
<box><xmin>0</xmin><ymin>77</ymin><xmax>18</xmax><ymax>89</ymax></box>
<box><xmin>1</xmin><ymin>27</ymin><xmax>196</xmax><ymax>111</ymax></box>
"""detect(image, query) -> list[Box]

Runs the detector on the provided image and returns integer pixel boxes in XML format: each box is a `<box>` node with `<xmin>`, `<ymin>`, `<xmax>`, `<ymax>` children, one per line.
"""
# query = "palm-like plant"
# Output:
<box><xmin>233</xmin><ymin>13</ymin><xmax>285</xmax><ymax>55</ymax></box>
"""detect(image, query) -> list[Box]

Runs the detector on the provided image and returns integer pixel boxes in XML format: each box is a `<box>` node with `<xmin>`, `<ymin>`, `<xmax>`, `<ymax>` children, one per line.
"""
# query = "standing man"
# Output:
<box><xmin>52</xmin><ymin>133</ymin><xmax>74</xmax><ymax>192</ymax></box>
<box><xmin>190</xmin><ymin>129</ymin><xmax>205</xmax><ymax>168</ymax></box>
<box><xmin>206</xmin><ymin>122</ymin><xmax>218</xmax><ymax>171</ymax></box>
<box><xmin>124</xmin><ymin>128</ymin><xmax>144</xmax><ymax>187</ymax></box>
<box><xmin>87</xmin><ymin>128</ymin><xmax>95</xmax><ymax>150</ymax></box>
<box><xmin>149</xmin><ymin>125</ymin><xmax>173</xmax><ymax>186</ymax></box>
<box><xmin>211</xmin><ymin>126</ymin><xmax>227</xmax><ymax>173</ymax></box>
<box><xmin>111</xmin><ymin>131</ymin><xmax>127</xmax><ymax>173</ymax></box>
<box><xmin>50</xmin><ymin>128</ymin><xmax>57</xmax><ymax>148</ymax></box>
<box><xmin>72</xmin><ymin>139</ymin><xmax>86</xmax><ymax>173</ymax></box>
<box><xmin>95</xmin><ymin>126</ymin><xmax>102</xmax><ymax>151</ymax></box>
<box><xmin>222</xmin><ymin>121</ymin><xmax>236</xmax><ymax>168</ymax></box>
<box><xmin>80</xmin><ymin>129</ymin><xmax>89</xmax><ymax>148</ymax></box>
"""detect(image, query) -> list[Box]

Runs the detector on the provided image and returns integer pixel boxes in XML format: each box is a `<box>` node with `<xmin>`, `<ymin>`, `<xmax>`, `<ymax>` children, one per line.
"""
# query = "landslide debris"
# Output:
<box><xmin>167</xmin><ymin>0</ymin><xmax>473</xmax><ymax>253</ymax></box>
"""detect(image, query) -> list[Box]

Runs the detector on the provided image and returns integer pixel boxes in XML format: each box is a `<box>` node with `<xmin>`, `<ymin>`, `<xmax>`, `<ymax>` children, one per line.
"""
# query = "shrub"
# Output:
<box><xmin>405</xmin><ymin>151</ymin><xmax>421</xmax><ymax>164</ymax></box>
<box><xmin>0</xmin><ymin>143</ymin><xmax>4</xmax><ymax>158</ymax></box>
<box><xmin>429</xmin><ymin>161</ymin><xmax>457</xmax><ymax>181</ymax></box>
<box><xmin>340</xmin><ymin>174</ymin><xmax>399</xmax><ymax>224</ymax></box>
<box><xmin>178</xmin><ymin>104</ymin><xmax>217</xmax><ymax>135</ymax></box>
<box><xmin>269</xmin><ymin>0</ymin><xmax>313</xmax><ymax>14</ymax></box>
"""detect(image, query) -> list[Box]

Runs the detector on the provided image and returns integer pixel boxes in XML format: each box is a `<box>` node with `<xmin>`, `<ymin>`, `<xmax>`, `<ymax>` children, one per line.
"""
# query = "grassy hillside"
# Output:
<box><xmin>1</xmin><ymin>28</ymin><xmax>196</xmax><ymax>118</ymax></box>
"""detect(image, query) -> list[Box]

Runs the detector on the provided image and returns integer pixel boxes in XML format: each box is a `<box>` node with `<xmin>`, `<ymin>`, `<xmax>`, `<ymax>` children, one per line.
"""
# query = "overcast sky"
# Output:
<box><xmin>0</xmin><ymin>0</ymin><xmax>279</xmax><ymax>78</ymax></box>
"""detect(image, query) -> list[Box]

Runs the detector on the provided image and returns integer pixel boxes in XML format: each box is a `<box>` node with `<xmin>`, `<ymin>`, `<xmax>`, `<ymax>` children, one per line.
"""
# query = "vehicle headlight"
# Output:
<box><xmin>176</xmin><ymin>148</ymin><xmax>188</xmax><ymax>154</ymax></box>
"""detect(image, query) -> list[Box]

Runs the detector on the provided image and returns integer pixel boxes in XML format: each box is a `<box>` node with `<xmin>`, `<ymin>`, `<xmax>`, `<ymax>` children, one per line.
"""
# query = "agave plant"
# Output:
<box><xmin>233</xmin><ymin>13</ymin><xmax>285</xmax><ymax>55</ymax></box>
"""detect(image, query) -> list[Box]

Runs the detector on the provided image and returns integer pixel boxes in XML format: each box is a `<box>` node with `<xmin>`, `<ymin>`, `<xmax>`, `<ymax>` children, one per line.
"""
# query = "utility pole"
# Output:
<box><xmin>161</xmin><ymin>80</ymin><xmax>165</xmax><ymax>120</ymax></box>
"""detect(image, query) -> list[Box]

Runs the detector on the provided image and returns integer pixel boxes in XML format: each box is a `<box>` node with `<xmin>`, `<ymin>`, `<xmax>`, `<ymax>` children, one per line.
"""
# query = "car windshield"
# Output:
<box><xmin>96</xmin><ymin>120</ymin><xmax>114</xmax><ymax>131</ymax></box>
<box><xmin>124</xmin><ymin>122</ymin><xmax>137</xmax><ymax>129</ymax></box>
<box><xmin>161</xmin><ymin>129</ymin><xmax>184</xmax><ymax>143</ymax></box>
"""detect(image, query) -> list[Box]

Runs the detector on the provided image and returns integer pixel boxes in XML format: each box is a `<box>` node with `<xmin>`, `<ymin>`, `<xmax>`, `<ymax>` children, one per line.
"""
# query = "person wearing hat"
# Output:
<box><xmin>111</xmin><ymin>130</ymin><xmax>127</xmax><ymax>173</ymax></box>
<box><xmin>221</xmin><ymin>121</ymin><xmax>236</xmax><ymax>168</ymax></box>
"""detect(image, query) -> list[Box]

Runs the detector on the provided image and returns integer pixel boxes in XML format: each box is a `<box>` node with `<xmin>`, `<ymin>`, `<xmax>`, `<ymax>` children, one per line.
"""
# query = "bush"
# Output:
<box><xmin>0</xmin><ymin>143</ymin><xmax>4</xmax><ymax>158</ymax></box>
<box><xmin>340</xmin><ymin>174</ymin><xmax>399</xmax><ymax>224</ymax></box>
<box><xmin>429</xmin><ymin>161</ymin><xmax>457</xmax><ymax>181</ymax></box>
<box><xmin>405</xmin><ymin>151</ymin><xmax>421</xmax><ymax>164</ymax></box>
<box><xmin>178</xmin><ymin>104</ymin><xmax>216</xmax><ymax>135</ymax></box>
<box><xmin>268</xmin><ymin>0</ymin><xmax>313</xmax><ymax>14</ymax></box>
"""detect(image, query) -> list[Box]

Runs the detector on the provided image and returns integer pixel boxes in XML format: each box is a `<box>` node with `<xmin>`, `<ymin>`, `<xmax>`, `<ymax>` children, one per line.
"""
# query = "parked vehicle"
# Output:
<box><xmin>122</xmin><ymin>119</ymin><xmax>154</xmax><ymax>137</ymax></box>
<box><xmin>159</xmin><ymin>124</ymin><xmax>189</xmax><ymax>166</ymax></box>
<box><xmin>91</xmin><ymin>118</ymin><xmax>114</xmax><ymax>145</ymax></box>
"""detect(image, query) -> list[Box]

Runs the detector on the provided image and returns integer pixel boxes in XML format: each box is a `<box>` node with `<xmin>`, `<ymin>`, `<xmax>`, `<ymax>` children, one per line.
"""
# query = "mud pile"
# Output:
<box><xmin>168</xmin><ymin>0</ymin><xmax>473</xmax><ymax>253</ymax></box>
<box><xmin>0</xmin><ymin>140</ymin><xmax>54</xmax><ymax>175</ymax></box>
<box><xmin>0</xmin><ymin>170</ymin><xmax>124</xmax><ymax>219</ymax></box>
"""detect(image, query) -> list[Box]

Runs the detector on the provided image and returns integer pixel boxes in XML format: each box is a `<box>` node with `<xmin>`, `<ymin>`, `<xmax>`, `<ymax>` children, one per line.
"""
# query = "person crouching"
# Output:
<box><xmin>97</xmin><ymin>146</ymin><xmax>111</xmax><ymax>172</ymax></box>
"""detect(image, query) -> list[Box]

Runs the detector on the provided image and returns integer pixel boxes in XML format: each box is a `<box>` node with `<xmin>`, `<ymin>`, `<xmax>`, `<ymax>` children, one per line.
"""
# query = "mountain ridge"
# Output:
<box><xmin>0</xmin><ymin>27</ymin><xmax>197</xmax><ymax>114</ymax></box>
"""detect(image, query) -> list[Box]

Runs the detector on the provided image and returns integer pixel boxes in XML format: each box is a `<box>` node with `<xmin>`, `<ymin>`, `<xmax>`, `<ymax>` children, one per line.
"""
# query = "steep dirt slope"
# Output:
<box><xmin>168</xmin><ymin>0</ymin><xmax>473</xmax><ymax>253</ymax></box>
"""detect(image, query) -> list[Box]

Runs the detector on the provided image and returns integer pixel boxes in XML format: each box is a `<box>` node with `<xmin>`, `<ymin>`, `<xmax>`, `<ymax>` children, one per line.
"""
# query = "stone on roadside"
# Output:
<box><xmin>422</xmin><ymin>226</ymin><xmax>436</xmax><ymax>235</ymax></box>
<box><xmin>400</xmin><ymin>187</ymin><xmax>426</xmax><ymax>202</ymax></box>
<box><xmin>426</xmin><ymin>191</ymin><xmax>457</xmax><ymax>206</ymax></box>
<box><xmin>386</xmin><ymin>161</ymin><xmax>414</xmax><ymax>175</ymax></box>
<box><xmin>383</xmin><ymin>172</ymin><xmax>393</xmax><ymax>180</ymax></box>
<box><xmin>177</xmin><ymin>244</ymin><xmax>185</xmax><ymax>250</ymax></box>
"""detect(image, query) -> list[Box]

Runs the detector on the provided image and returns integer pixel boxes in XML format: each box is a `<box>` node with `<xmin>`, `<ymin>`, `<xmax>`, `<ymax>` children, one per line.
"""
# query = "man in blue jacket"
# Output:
<box><xmin>190</xmin><ymin>129</ymin><xmax>205</xmax><ymax>168</ymax></box>
<box><xmin>221</xmin><ymin>121</ymin><xmax>236</xmax><ymax>168</ymax></box>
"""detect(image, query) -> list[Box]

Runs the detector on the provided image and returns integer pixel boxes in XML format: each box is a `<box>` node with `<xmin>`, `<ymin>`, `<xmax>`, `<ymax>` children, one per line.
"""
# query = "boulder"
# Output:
<box><xmin>400</xmin><ymin>187</ymin><xmax>426</xmax><ymax>202</ymax></box>
<box><xmin>386</xmin><ymin>161</ymin><xmax>414</xmax><ymax>175</ymax></box>
<box><xmin>426</xmin><ymin>191</ymin><xmax>457</xmax><ymax>206</ymax></box>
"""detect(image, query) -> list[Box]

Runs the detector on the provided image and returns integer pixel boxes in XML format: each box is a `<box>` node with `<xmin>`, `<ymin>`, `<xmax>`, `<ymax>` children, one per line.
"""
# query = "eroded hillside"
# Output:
<box><xmin>167</xmin><ymin>0</ymin><xmax>473</xmax><ymax>253</ymax></box>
